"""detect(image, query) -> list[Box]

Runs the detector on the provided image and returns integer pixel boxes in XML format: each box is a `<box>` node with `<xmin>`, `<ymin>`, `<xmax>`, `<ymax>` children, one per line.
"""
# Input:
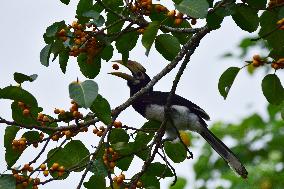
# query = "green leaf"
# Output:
<box><xmin>69</xmin><ymin>80</ymin><xmax>98</xmax><ymax>109</ymax></box>
<box><xmin>169</xmin><ymin>177</ymin><xmax>187</xmax><ymax>189</ymax></box>
<box><xmin>116</xmin><ymin>155</ymin><xmax>134</xmax><ymax>171</ymax></box>
<box><xmin>112</xmin><ymin>142</ymin><xmax>134</xmax><ymax>156</ymax></box>
<box><xmin>147</xmin><ymin>162</ymin><xmax>173</xmax><ymax>177</ymax></box>
<box><xmin>40</xmin><ymin>44</ymin><xmax>52</xmax><ymax>67</ymax></box>
<box><xmin>90</xmin><ymin>94</ymin><xmax>112</xmax><ymax>125</ymax></box>
<box><xmin>4</xmin><ymin>126</ymin><xmax>21</xmax><ymax>168</ymax></box>
<box><xmin>77</xmin><ymin>53</ymin><xmax>101</xmax><ymax>79</ymax></box>
<box><xmin>59</xmin><ymin>48</ymin><xmax>69</xmax><ymax>73</ymax></box>
<box><xmin>90</xmin><ymin>160</ymin><xmax>108</xmax><ymax>177</ymax></box>
<box><xmin>207</xmin><ymin>11</ymin><xmax>224</xmax><ymax>30</ymax></box>
<box><xmin>76</xmin><ymin>0</ymin><xmax>93</xmax><ymax>17</ymax></box>
<box><xmin>47</xmin><ymin>140</ymin><xmax>90</xmax><ymax>171</ymax></box>
<box><xmin>22</xmin><ymin>131</ymin><xmax>40</xmax><ymax>143</ymax></box>
<box><xmin>141</xmin><ymin>174</ymin><xmax>160</xmax><ymax>189</ymax></box>
<box><xmin>164</xmin><ymin>141</ymin><xmax>187</xmax><ymax>163</ymax></box>
<box><xmin>259</xmin><ymin>10</ymin><xmax>284</xmax><ymax>50</ymax></box>
<box><xmin>106</xmin><ymin>12</ymin><xmax>124</xmax><ymax>34</ymax></box>
<box><xmin>14</xmin><ymin>73</ymin><xmax>38</xmax><ymax>84</ymax></box>
<box><xmin>141</xmin><ymin>120</ymin><xmax>161</xmax><ymax>131</ymax></box>
<box><xmin>109</xmin><ymin>129</ymin><xmax>129</xmax><ymax>144</ymax></box>
<box><xmin>172</xmin><ymin>21</ymin><xmax>192</xmax><ymax>45</ymax></box>
<box><xmin>218</xmin><ymin>67</ymin><xmax>240</xmax><ymax>99</ymax></box>
<box><xmin>175</xmin><ymin>0</ymin><xmax>209</xmax><ymax>19</ymax></box>
<box><xmin>142</xmin><ymin>21</ymin><xmax>160</xmax><ymax>56</ymax></box>
<box><xmin>82</xmin><ymin>10</ymin><xmax>100</xmax><ymax>19</ymax></box>
<box><xmin>232</xmin><ymin>4</ymin><xmax>259</xmax><ymax>32</ymax></box>
<box><xmin>43</xmin><ymin>21</ymin><xmax>65</xmax><ymax>44</ymax></box>
<box><xmin>100</xmin><ymin>45</ymin><xmax>113</xmax><ymax>61</ymax></box>
<box><xmin>262</xmin><ymin>74</ymin><xmax>284</xmax><ymax>105</ymax></box>
<box><xmin>247</xmin><ymin>0</ymin><xmax>267</xmax><ymax>9</ymax></box>
<box><xmin>84</xmin><ymin>175</ymin><xmax>106</xmax><ymax>189</ymax></box>
<box><xmin>116</xmin><ymin>30</ymin><xmax>139</xmax><ymax>53</ymax></box>
<box><xmin>0</xmin><ymin>174</ymin><xmax>15</xmax><ymax>189</ymax></box>
<box><xmin>102</xmin><ymin>0</ymin><xmax>123</xmax><ymax>7</ymax></box>
<box><xmin>155</xmin><ymin>34</ymin><xmax>181</xmax><ymax>61</ymax></box>
<box><xmin>281</xmin><ymin>103</ymin><xmax>284</xmax><ymax>120</ymax></box>
<box><xmin>134</xmin><ymin>131</ymin><xmax>154</xmax><ymax>148</ymax></box>
<box><xmin>60</xmin><ymin>0</ymin><xmax>71</xmax><ymax>5</ymax></box>
<box><xmin>0</xmin><ymin>86</ymin><xmax>38</xmax><ymax>107</ymax></box>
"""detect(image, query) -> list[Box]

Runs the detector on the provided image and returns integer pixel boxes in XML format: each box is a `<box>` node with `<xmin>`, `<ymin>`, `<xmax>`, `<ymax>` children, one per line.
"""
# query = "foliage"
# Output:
<box><xmin>0</xmin><ymin>0</ymin><xmax>283</xmax><ymax>189</ymax></box>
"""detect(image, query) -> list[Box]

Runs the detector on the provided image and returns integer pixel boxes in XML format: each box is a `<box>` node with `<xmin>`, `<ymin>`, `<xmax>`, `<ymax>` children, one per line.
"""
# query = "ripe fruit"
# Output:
<box><xmin>191</xmin><ymin>18</ymin><xmax>197</xmax><ymax>25</ymax></box>
<box><xmin>42</xmin><ymin>116</ymin><xmax>49</xmax><ymax>122</ymax></box>
<box><xmin>33</xmin><ymin>142</ymin><xmax>38</xmax><ymax>148</ymax></box>
<box><xmin>109</xmin><ymin>161</ymin><xmax>116</xmax><ymax>169</ymax></box>
<box><xmin>58</xmin><ymin>171</ymin><xmax>64</xmax><ymax>177</ymax></box>
<box><xmin>28</xmin><ymin>166</ymin><xmax>34</xmax><ymax>172</ymax></box>
<box><xmin>37</xmin><ymin>113</ymin><xmax>44</xmax><ymax>121</ymax></box>
<box><xmin>54</xmin><ymin>108</ymin><xmax>60</xmax><ymax>114</ymax></box>
<box><xmin>23</xmin><ymin>109</ymin><xmax>30</xmax><ymax>116</ymax></box>
<box><xmin>58</xmin><ymin>166</ymin><xmax>65</xmax><ymax>172</ymax></box>
<box><xmin>18</xmin><ymin>101</ymin><xmax>25</xmax><ymax>108</ymax></box>
<box><xmin>52</xmin><ymin>135</ymin><xmax>59</xmax><ymax>141</ymax></box>
<box><xmin>52</xmin><ymin>163</ymin><xmax>60</xmax><ymax>170</ymax></box>
<box><xmin>40</xmin><ymin>164</ymin><xmax>46</xmax><ymax>171</ymax></box>
<box><xmin>176</xmin><ymin>12</ymin><xmax>183</xmax><ymax>19</ymax></box>
<box><xmin>113</xmin><ymin>121</ymin><xmax>122</xmax><ymax>128</ymax></box>
<box><xmin>65</xmin><ymin>130</ymin><xmax>72</xmax><ymax>138</ymax></box>
<box><xmin>167</xmin><ymin>10</ymin><xmax>176</xmax><ymax>17</ymax></box>
<box><xmin>43</xmin><ymin>170</ymin><xmax>49</xmax><ymax>177</ymax></box>
<box><xmin>93</xmin><ymin>128</ymin><xmax>98</xmax><ymax>134</ymax></box>
<box><xmin>253</xmin><ymin>54</ymin><xmax>261</xmax><ymax>61</ymax></box>
<box><xmin>59</xmin><ymin>109</ymin><xmax>65</xmax><ymax>115</ymax></box>
<box><xmin>137</xmin><ymin>181</ymin><xmax>143</xmax><ymax>187</ymax></box>
<box><xmin>34</xmin><ymin>178</ymin><xmax>40</xmax><ymax>185</ymax></box>
<box><xmin>23</xmin><ymin>164</ymin><xmax>30</xmax><ymax>170</ymax></box>
<box><xmin>174</xmin><ymin>18</ymin><xmax>183</xmax><ymax>26</ymax></box>
<box><xmin>97</xmin><ymin>130</ymin><xmax>103</xmax><ymax>137</ymax></box>
<box><xmin>112</xmin><ymin>64</ymin><xmax>119</xmax><ymax>70</ymax></box>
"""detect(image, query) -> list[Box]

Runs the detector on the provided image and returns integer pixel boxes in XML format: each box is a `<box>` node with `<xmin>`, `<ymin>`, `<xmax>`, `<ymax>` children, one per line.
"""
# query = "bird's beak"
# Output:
<box><xmin>108</xmin><ymin>60</ymin><xmax>146</xmax><ymax>81</ymax></box>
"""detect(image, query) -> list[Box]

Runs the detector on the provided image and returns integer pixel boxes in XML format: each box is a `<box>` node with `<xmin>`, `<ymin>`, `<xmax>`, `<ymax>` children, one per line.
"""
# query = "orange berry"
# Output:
<box><xmin>23</xmin><ymin>164</ymin><xmax>30</xmax><ymax>170</ymax></box>
<box><xmin>72</xmin><ymin>111</ymin><xmax>80</xmax><ymax>118</ymax></box>
<box><xmin>52</xmin><ymin>163</ymin><xmax>60</xmax><ymax>170</ymax></box>
<box><xmin>137</xmin><ymin>28</ymin><xmax>145</xmax><ymax>34</ymax></box>
<box><xmin>23</xmin><ymin>109</ymin><xmax>30</xmax><ymax>116</ymax></box>
<box><xmin>52</xmin><ymin>135</ymin><xmax>59</xmax><ymax>141</ymax></box>
<box><xmin>42</xmin><ymin>116</ymin><xmax>49</xmax><ymax>122</ymax></box>
<box><xmin>117</xmin><ymin>177</ymin><xmax>123</xmax><ymax>184</ymax></box>
<box><xmin>58</xmin><ymin>166</ymin><xmax>65</xmax><ymax>172</ymax></box>
<box><xmin>54</xmin><ymin>108</ymin><xmax>60</xmax><ymax>114</ymax></box>
<box><xmin>22</xmin><ymin>181</ymin><xmax>28</xmax><ymax>187</ymax></box>
<box><xmin>28</xmin><ymin>166</ymin><xmax>34</xmax><ymax>172</ymax></box>
<box><xmin>174</xmin><ymin>18</ymin><xmax>183</xmax><ymax>25</ymax></box>
<box><xmin>113</xmin><ymin>121</ymin><xmax>122</xmax><ymax>128</ymax></box>
<box><xmin>65</xmin><ymin>130</ymin><xmax>72</xmax><ymax>138</ymax></box>
<box><xmin>119</xmin><ymin>173</ymin><xmax>125</xmax><ymax>180</ymax></box>
<box><xmin>112</xmin><ymin>64</ymin><xmax>119</xmax><ymax>70</ymax></box>
<box><xmin>40</xmin><ymin>164</ymin><xmax>46</xmax><ymax>171</ymax></box>
<box><xmin>18</xmin><ymin>101</ymin><xmax>25</xmax><ymax>108</ymax></box>
<box><xmin>75</xmin><ymin>39</ymin><xmax>81</xmax><ymax>45</ymax></box>
<box><xmin>93</xmin><ymin>128</ymin><xmax>99</xmax><ymax>134</ymax></box>
<box><xmin>32</xmin><ymin>185</ymin><xmax>39</xmax><ymax>189</ymax></box>
<box><xmin>252</xmin><ymin>59</ymin><xmax>261</xmax><ymax>67</ymax></box>
<box><xmin>37</xmin><ymin>113</ymin><xmax>44</xmax><ymax>120</ymax></box>
<box><xmin>58</xmin><ymin>171</ymin><xmax>64</xmax><ymax>177</ymax></box>
<box><xmin>176</xmin><ymin>12</ymin><xmax>183</xmax><ymax>19</ymax></box>
<box><xmin>97</xmin><ymin>130</ymin><xmax>103</xmax><ymax>137</ymax></box>
<box><xmin>99</xmin><ymin>126</ymin><xmax>105</xmax><ymax>131</ymax></box>
<box><xmin>137</xmin><ymin>181</ymin><xmax>143</xmax><ymax>187</ymax></box>
<box><xmin>109</xmin><ymin>161</ymin><xmax>116</xmax><ymax>169</ymax></box>
<box><xmin>167</xmin><ymin>10</ymin><xmax>176</xmax><ymax>17</ymax></box>
<box><xmin>43</xmin><ymin>170</ymin><xmax>49</xmax><ymax>177</ymax></box>
<box><xmin>253</xmin><ymin>54</ymin><xmax>261</xmax><ymax>61</ymax></box>
<box><xmin>34</xmin><ymin>178</ymin><xmax>40</xmax><ymax>185</ymax></box>
<box><xmin>59</xmin><ymin>109</ymin><xmax>65</xmax><ymax>115</ymax></box>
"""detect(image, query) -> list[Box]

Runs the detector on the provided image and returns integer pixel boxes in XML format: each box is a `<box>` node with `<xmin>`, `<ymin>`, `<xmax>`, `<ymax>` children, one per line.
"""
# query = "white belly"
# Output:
<box><xmin>144</xmin><ymin>104</ymin><xmax>203</xmax><ymax>135</ymax></box>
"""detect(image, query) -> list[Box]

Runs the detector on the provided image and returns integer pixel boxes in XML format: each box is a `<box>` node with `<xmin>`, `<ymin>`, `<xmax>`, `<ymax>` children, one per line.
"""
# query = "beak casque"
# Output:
<box><xmin>108</xmin><ymin>60</ymin><xmax>146</xmax><ymax>81</ymax></box>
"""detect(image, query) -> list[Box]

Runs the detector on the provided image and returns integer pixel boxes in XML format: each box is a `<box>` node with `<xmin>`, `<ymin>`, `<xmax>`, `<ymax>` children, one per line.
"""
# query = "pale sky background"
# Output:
<box><xmin>0</xmin><ymin>1</ymin><xmax>279</xmax><ymax>189</ymax></box>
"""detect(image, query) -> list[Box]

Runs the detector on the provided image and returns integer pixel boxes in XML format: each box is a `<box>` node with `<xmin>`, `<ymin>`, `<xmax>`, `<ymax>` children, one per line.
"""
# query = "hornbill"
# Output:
<box><xmin>110</xmin><ymin>60</ymin><xmax>248</xmax><ymax>178</ymax></box>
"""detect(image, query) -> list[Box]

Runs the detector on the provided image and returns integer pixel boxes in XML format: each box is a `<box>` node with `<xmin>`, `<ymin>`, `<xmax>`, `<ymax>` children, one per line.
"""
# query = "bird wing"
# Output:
<box><xmin>138</xmin><ymin>91</ymin><xmax>210</xmax><ymax>121</ymax></box>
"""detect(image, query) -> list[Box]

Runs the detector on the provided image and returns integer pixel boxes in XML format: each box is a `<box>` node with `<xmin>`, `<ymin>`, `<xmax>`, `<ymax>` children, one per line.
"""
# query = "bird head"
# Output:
<box><xmin>109</xmin><ymin>60</ymin><xmax>151</xmax><ymax>95</ymax></box>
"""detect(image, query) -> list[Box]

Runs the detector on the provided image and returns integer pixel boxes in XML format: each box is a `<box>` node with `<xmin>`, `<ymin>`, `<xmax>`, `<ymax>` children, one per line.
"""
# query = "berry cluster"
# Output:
<box><xmin>54</xmin><ymin>100</ymin><xmax>83</xmax><ymax>119</ymax></box>
<box><xmin>103</xmin><ymin>147</ymin><xmax>119</xmax><ymax>170</ymax></box>
<box><xmin>252</xmin><ymin>54</ymin><xmax>264</xmax><ymax>67</ymax></box>
<box><xmin>42</xmin><ymin>163</ymin><xmax>65</xmax><ymax>177</ymax></box>
<box><xmin>272</xmin><ymin>58</ymin><xmax>284</xmax><ymax>70</ymax></box>
<box><xmin>93</xmin><ymin>125</ymin><xmax>105</xmax><ymax>137</ymax></box>
<box><xmin>113</xmin><ymin>172</ymin><xmax>143</xmax><ymax>189</ymax></box>
<box><xmin>12</xmin><ymin>164</ymin><xmax>39</xmax><ymax>189</ymax></box>
<box><xmin>18</xmin><ymin>101</ymin><xmax>30</xmax><ymax>117</ymax></box>
<box><xmin>12</xmin><ymin>137</ymin><xmax>27</xmax><ymax>151</ymax></box>
<box><xmin>130</xmin><ymin>0</ymin><xmax>153</xmax><ymax>16</ymax></box>
<box><xmin>167</xmin><ymin>10</ymin><xmax>185</xmax><ymax>26</ymax></box>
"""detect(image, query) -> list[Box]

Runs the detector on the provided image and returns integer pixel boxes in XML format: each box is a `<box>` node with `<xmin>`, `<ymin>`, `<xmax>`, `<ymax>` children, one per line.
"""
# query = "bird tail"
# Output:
<box><xmin>200</xmin><ymin>128</ymin><xmax>248</xmax><ymax>179</ymax></box>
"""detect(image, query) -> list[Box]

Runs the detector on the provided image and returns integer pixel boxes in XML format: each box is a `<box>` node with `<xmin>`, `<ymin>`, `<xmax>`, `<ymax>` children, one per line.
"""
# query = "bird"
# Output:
<box><xmin>109</xmin><ymin>60</ymin><xmax>248</xmax><ymax>179</ymax></box>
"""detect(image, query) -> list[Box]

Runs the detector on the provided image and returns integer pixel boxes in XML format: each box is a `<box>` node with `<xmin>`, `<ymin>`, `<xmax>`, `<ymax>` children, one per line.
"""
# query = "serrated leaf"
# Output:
<box><xmin>69</xmin><ymin>80</ymin><xmax>98</xmax><ymax>109</ymax></box>
<box><xmin>175</xmin><ymin>0</ymin><xmax>209</xmax><ymax>19</ymax></box>
<box><xmin>4</xmin><ymin>126</ymin><xmax>21</xmax><ymax>168</ymax></box>
<box><xmin>262</xmin><ymin>74</ymin><xmax>284</xmax><ymax>105</ymax></box>
<box><xmin>0</xmin><ymin>174</ymin><xmax>15</xmax><ymax>189</ymax></box>
<box><xmin>40</xmin><ymin>44</ymin><xmax>52</xmax><ymax>67</ymax></box>
<box><xmin>218</xmin><ymin>67</ymin><xmax>240</xmax><ymax>99</ymax></box>
<box><xmin>155</xmin><ymin>34</ymin><xmax>181</xmax><ymax>61</ymax></box>
<box><xmin>77</xmin><ymin>53</ymin><xmax>101</xmax><ymax>79</ymax></box>
<box><xmin>164</xmin><ymin>141</ymin><xmax>187</xmax><ymax>163</ymax></box>
<box><xmin>0</xmin><ymin>86</ymin><xmax>38</xmax><ymax>107</ymax></box>
<box><xmin>84</xmin><ymin>175</ymin><xmax>106</xmax><ymax>189</ymax></box>
<box><xmin>142</xmin><ymin>21</ymin><xmax>160</xmax><ymax>56</ymax></box>
<box><xmin>232</xmin><ymin>4</ymin><xmax>259</xmax><ymax>32</ymax></box>
<box><xmin>60</xmin><ymin>0</ymin><xmax>71</xmax><ymax>5</ymax></box>
<box><xmin>14</xmin><ymin>73</ymin><xmax>38</xmax><ymax>84</ymax></box>
<box><xmin>109</xmin><ymin>129</ymin><xmax>129</xmax><ymax>144</ymax></box>
<box><xmin>47</xmin><ymin>140</ymin><xmax>90</xmax><ymax>171</ymax></box>
<box><xmin>90</xmin><ymin>94</ymin><xmax>112</xmax><ymax>124</ymax></box>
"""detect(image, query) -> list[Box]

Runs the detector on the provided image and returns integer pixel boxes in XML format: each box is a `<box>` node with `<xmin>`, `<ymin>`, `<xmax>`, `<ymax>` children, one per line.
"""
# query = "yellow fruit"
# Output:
<box><xmin>42</xmin><ymin>116</ymin><xmax>49</xmax><ymax>122</ymax></box>
<box><xmin>174</xmin><ymin>18</ymin><xmax>183</xmax><ymax>26</ymax></box>
<box><xmin>113</xmin><ymin>121</ymin><xmax>122</xmax><ymax>128</ymax></box>
<box><xmin>23</xmin><ymin>109</ymin><xmax>30</xmax><ymax>116</ymax></box>
<box><xmin>167</xmin><ymin>10</ymin><xmax>176</xmax><ymax>17</ymax></box>
<box><xmin>52</xmin><ymin>162</ymin><xmax>60</xmax><ymax>170</ymax></box>
<box><xmin>40</xmin><ymin>164</ymin><xmax>46</xmax><ymax>171</ymax></box>
<box><xmin>58</xmin><ymin>166</ymin><xmax>65</xmax><ymax>172</ymax></box>
<box><xmin>43</xmin><ymin>170</ymin><xmax>49</xmax><ymax>177</ymax></box>
<box><xmin>137</xmin><ymin>181</ymin><xmax>143</xmax><ymax>187</ymax></box>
